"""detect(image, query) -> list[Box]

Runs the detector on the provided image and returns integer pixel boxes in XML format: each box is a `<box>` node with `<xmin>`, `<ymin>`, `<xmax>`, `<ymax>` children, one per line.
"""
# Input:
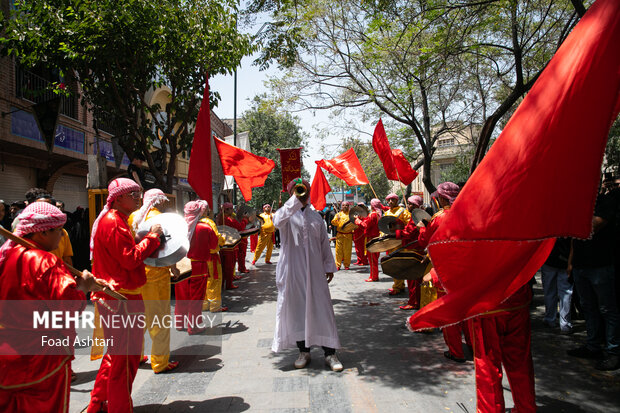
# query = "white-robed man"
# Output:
<box><xmin>272</xmin><ymin>178</ymin><xmax>343</xmax><ymax>372</ymax></box>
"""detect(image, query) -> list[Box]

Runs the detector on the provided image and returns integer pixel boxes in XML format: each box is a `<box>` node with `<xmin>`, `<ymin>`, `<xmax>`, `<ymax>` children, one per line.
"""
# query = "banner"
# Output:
<box><xmin>188</xmin><ymin>76</ymin><xmax>213</xmax><ymax>206</ymax></box>
<box><xmin>277</xmin><ymin>148</ymin><xmax>302</xmax><ymax>191</ymax></box>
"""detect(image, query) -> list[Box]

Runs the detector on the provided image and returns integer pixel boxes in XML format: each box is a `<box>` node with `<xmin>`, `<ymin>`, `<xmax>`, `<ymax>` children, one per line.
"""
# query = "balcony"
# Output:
<box><xmin>15</xmin><ymin>66</ymin><xmax>78</xmax><ymax>119</ymax></box>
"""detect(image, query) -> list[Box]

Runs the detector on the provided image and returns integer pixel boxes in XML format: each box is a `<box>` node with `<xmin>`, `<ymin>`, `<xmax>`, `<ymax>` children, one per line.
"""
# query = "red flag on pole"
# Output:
<box><xmin>277</xmin><ymin>148</ymin><xmax>302</xmax><ymax>192</ymax></box>
<box><xmin>214</xmin><ymin>137</ymin><xmax>276</xmax><ymax>202</ymax></box>
<box><xmin>316</xmin><ymin>148</ymin><xmax>369</xmax><ymax>186</ymax></box>
<box><xmin>188</xmin><ymin>76</ymin><xmax>213</xmax><ymax>206</ymax></box>
<box><xmin>372</xmin><ymin>119</ymin><xmax>417</xmax><ymax>185</ymax></box>
<box><xmin>408</xmin><ymin>0</ymin><xmax>620</xmax><ymax>331</ymax></box>
<box><xmin>310</xmin><ymin>166</ymin><xmax>332</xmax><ymax>211</ymax></box>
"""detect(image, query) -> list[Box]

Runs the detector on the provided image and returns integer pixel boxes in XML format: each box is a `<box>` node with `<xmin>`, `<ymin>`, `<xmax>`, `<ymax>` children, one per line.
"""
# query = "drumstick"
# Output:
<box><xmin>0</xmin><ymin>226</ymin><xmax>127</xmax><ymax>301</ymax></box>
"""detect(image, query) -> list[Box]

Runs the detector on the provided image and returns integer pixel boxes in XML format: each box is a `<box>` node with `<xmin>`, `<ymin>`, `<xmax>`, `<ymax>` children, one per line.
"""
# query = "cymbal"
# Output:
<box><xmin>136</xmin><ymin>213</ymin><xmax>189</xmax><ymax>267</ymax></box>
<box><xmin>349</xmin><ymin>205</ymin><xmax>368</xmax><ymax>221</ymax></box>
<box><xmin>412</xmin><ymin>208</ymin><xmax>432</xmax><ymax>226</ymax></box>
<box><xmin>378</xmin><ymin>215</ymin><xmax>403</xmax><ymax>235</ymax></box>
<box><xmin>218</xmin><ymin>225</ymin><xmax>242</xmax><ymax>249</ymax></box>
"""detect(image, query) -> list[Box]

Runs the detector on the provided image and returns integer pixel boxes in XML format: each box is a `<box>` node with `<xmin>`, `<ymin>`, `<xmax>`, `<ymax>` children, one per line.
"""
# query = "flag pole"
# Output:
<box><xmin>367</xmin><ymin>182</ymin><xmax>378</xmax><ymax>199</ymax></box>
<box><xmin>393</xmin><ymin>167</ymin><xmax>409</xmax><ymax>209</ymax></box>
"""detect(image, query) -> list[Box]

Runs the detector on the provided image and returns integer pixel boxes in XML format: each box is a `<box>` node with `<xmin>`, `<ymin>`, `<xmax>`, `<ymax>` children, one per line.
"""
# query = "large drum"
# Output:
<box><xmin>218</xmin><ymin>225</ymin><xmax>242</xmax><ymax>249</ymax></box>
<box><xmin>239</xmin><ymin>226</ymin><xmax>260</xmax><ymax>237</ymax></box>
<box><xmin>366</xmin><ymin>235</ymin><xmax>402</xmax><ymax>253</ymax></box>
<box><xmin>380</xmin><ymin>250</ymin><xmax>431</xmax><ymax>280</ymax></box>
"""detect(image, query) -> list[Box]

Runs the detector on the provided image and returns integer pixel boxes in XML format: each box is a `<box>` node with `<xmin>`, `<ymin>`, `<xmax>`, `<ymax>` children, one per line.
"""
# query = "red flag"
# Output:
<box><xmin>408</xmin><ymin>0</ymin><xmax>620</xmax><ymax>331</ymax></box>
<box><xmin>188</xmin><ymin>77</ymin><xmax>213</xmax><ymax>206</ymax></box>
<box><xmin>316</xmin><ymin>148</ymin><xmax>369</xmax><ymax>186</ymax></box>
<box><xmin>214</xmin><ymin>137</ymin><xmax>276</xmax><ymax>201</ymax></box>
<box><xmin>310</xmin><ymin>166</ymin><xmax>331</xmax><ymax>211</ymax></box>
<box><xmin>372</xmin><ymin>119</ymin><xmax>417</xmax><ymax>185</ymax></box>
<box><xmin>277</xmin><ymin>148</ymin><xmax>302</xmax><ymax>191</ymax></box>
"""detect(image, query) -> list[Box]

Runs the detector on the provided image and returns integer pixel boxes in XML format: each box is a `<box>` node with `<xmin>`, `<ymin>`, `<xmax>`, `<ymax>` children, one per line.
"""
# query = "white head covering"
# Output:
<box><xmin>131</xmin><ymin>189</ymin><xmax>168</xmax><ymax>232</ymax></box>
<box><xmin>184</xmin><ymin>200</ymin><xmax>209</xmax><ymax>242</ymax></box>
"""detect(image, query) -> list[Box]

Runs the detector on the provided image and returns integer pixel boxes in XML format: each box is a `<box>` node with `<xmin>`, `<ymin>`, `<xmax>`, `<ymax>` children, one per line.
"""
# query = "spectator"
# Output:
<box><xmin>541</xmin><ymin>238</ymin><xmax>573</xmax><ymax>334</ymax></box>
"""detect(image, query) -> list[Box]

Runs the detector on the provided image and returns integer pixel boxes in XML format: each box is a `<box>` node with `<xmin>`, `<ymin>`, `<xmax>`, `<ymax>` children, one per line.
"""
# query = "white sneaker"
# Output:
<box><xmin>325</xmin><ymin>354</ymin><xmax>343</xmax><ymax>372</ymax></box>
<box><xmin>294</xmin><ymin>352</ymin><xmax>311</xmax><ymax>369</ymax></box>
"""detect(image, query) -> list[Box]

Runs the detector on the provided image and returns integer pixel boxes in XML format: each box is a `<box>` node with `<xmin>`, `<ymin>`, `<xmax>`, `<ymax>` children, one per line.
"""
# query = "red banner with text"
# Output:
<box><xmin>277</xmin><ymin>148</ymin><xmax>302</xmax><ymax>192</ymax></box>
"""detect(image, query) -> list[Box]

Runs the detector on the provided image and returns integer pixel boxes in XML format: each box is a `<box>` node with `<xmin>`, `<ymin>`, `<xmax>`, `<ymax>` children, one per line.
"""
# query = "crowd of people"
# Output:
<box><xmin>0</xmin><ymin>173</ymin><xmax>618</xmax><ymax>412</ymax></box>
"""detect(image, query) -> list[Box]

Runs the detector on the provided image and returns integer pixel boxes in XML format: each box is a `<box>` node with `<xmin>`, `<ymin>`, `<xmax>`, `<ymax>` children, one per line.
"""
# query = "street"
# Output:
<box><xmin>69</xmin><ymin>246</ymin><xmax>620</xmax><ymax>413</ymax></box>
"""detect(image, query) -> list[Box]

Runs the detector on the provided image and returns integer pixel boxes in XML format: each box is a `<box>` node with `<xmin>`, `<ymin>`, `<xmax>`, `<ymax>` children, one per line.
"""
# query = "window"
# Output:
<box><xmin>438</xmin><ymin>138</ymin><xmax>455</xmax><ymax>147</ymax></box>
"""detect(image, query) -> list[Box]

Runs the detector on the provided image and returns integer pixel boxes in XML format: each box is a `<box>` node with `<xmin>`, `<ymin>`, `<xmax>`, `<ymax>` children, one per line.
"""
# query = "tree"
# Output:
<box><xmin>249</xmin><ymin>0</ymin><xmax>588</xmax><ymax>191</ymax></box>
<box><xmin>604</xmin><ymin>116</ymin><xmax>620</xmax><ymax>177</ymax></box>
<box><xmin>241</xmin><ymin>96</ymin><xmax>308</xmax><ymax>209</ymax></box>
<box><xmin>1</xmin><ymin>0</ymin><xmax>253</xmax><ymax>192</ymax></box>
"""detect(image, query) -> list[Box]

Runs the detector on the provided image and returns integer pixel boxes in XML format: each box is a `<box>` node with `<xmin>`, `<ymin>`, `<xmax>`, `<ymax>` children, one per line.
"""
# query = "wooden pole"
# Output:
<box><xmin>0</xmin><ymin>226</ymin><xmax>127</xmax><ymax>301</ymax></box>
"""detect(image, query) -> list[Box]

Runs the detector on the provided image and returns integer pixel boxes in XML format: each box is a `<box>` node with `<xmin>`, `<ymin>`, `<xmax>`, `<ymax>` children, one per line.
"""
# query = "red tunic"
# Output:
<box><xmin>91</xmin><ymin>209</ymin><xmax>160</xmax><ymax>294</ymax></box>
<box><xmin>0</xmin><ymin>244</ymin><xmax>85</xmax><ymax>399</ymax></box>
<box><xmin>358</xmin><ymin>211</ymin><xmax>380</xmax><ymax>239</ymax></box>
<box><xmin>187</xmin><ymin>222</ymin><xmax>219</xmax><ymax>277</ymax></box>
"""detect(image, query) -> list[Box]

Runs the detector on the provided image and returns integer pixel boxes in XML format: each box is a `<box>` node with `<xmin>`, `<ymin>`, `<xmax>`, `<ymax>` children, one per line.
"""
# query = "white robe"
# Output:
<box><xmin>271</xmin><ymin>196</ymin><xmax>340</xmax><ymax>352</ymax></box>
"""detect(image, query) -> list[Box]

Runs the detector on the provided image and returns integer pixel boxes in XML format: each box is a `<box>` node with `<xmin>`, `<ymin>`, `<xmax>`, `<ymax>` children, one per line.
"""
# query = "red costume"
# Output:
<box><xmin>87</xmin><ymin>209</ymin><xmax>160</xmax><ymax>413</ymax></box>
<box><xmin>399</xmin><ymin>207</ymin><xmax>471</xmax><ymax>359</ymax></box>
<box><xmin>221</xmin><ymin>215</ymin><xmax>244</xmax><ymax>289</ymax></box>
<box><xmin>352</xmin><ymin>225</ymin><xmax>368</xmax><ymax>265</ymax></box>
<box><xmin>0</xmin><ymin>246</ymin><xmax>85</xmax><ymax>413</ymax></box>
<box><xmin>225</xmin><ymin>215</ymin><xmax>248</xmax><ymax>274</ymax></box>
<box><xmin>250</xmin><ymin>233</ymin><xmax>258</xmax><ymax>252</ymax></box>
<box><xmin>394</xmin><ymin>217</ymin><xmax>424</xmax><ymax>308</ymax></box>
<box><xmin>175</xmin><ymin>220</ymin><xmax>220</xmax><ymax>331</ymax></box>
<box><xmin>358</xmin><ymin>210</ymin><xmax>380</xmax><ymax>281</ymax></box>
<box><xmin>471</xmin><ymin>285</ymin><xmax>535</xmax><ymax>412</ymax></box>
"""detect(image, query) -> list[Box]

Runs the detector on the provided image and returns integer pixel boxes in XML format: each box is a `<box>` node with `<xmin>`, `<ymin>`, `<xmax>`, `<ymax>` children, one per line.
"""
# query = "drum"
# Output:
<box><xmin>380</xmin><ymin>250</ymin><xmax>431</xmax><ymax>280</ymax></box>
<box><xmin>218</xmin><ymin>225</ymin><xmax>242</xmax><ymax>249</ymax></box>
<box><xmin>171</xmin><ymin>257</ymin><xmax>193</xmax><ymax>284</ymax></box>
<box><xmin>366</xmin><ymin>235</ymin><xmax>403</xmax><ymax>253</ymax></box>
<box><xmin>340</xmin><ymin>219</ymin><xmax>356</xmax><ymax>232</ymax></box>
<box><xmin>136</xmin><ymin>213</ymin><xmax>189</xmax><ymax>267</ymax></box>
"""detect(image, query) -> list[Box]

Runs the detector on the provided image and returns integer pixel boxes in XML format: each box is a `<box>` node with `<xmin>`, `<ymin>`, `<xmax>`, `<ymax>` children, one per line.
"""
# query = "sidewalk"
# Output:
<box><xmin>69</xmin><ymin>246</ymin><xmax>620</xmax><ymax>412</ymax></box>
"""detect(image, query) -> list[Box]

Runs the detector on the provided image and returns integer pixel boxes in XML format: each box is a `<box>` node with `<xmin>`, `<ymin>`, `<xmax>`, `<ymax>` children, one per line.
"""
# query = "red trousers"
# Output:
<box><xmin>88</xmin><ymin>296</ymin><xmax>145</xmax><ymax>413</ymax></box>
<box><xmin>220</xmin><ymin>249</ymin><xmax>237</xmax><ymax>289</ymax></box>
<box><xmin>175</xmin><ymin>275</ymin><xmax>208</xmax><ymax>334</ymax></box>
<box><xmin>354</xmin><ymin>237</ymin><xmax>368</xmax><ymax>265</ymax></box>
<box><xmin>0</xmin><ymin>360</ymin><xmax>71</xmax><ymax>413</ymax></box>
<box><xmin>471</xmin><ymin>307</ymin><xmax>536</xmax><ymax>413</ymax></box>
<box><xmin>406</xmin><ymin>279</ymin><xmax>422</xmax><ymax>308</ymax></box>
<box><xmin>237</xmin><ymin>239</ymin><xmax>248</xmax><ymax>272</ymax></box>
<box><xmin>250</xmin><ymin>234</ymin><xmax>258</xmax><ymax>252</ymax></box>
<box><xmin>437</xmin><ymin>289</ymin><xmax>471</xmax><ymax>359</ymax></box>
<box><xmin>368</xmin><ymin>252</ymin><xmax>379</xmax><ymax>281</ymax></box>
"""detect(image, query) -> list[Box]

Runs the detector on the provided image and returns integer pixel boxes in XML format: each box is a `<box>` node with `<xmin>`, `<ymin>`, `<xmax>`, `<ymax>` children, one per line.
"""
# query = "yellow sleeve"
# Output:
<box><xmin>203</xmin><ymin>218</ymin><xmax>225</xmax><ymax>246</ymax></box>
<box><xmin>400</xmin><ymin>209</ymin><xmax>411</xmax><ymax>224</ymax></box>
<box><xmin>61</xmin><ymin>229</ymin><xmax>73</xmax><ymax>257</ymax></box>
<box><xmin>331</xmin><ymin>213</ymin><xmax>340</xmax><ymax>226</ymax></box>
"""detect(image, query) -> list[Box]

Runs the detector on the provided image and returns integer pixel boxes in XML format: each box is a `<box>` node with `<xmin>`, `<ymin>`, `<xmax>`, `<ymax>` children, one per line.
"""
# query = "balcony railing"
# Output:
<box><xmin>15</xmin><ymin>67</ymin><xmax>77</xmax><ymax>119</ymax></box>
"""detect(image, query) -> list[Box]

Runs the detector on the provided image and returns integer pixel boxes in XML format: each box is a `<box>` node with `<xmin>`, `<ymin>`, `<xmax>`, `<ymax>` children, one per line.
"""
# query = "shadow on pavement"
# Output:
<box><xmin>135</xmin><ymin>396</ymin><xmax>250</xmax><ymax>413</ymax></box>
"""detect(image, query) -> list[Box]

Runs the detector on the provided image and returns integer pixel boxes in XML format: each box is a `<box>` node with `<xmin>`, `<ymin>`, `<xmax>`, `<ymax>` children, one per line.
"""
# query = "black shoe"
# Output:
<box><xmin>595</xmin><ymin>355</ymin><xmax>620</xmax><ymax>371</ymax></box>
<box><xmin>444</xmin><ymin>351</ymin><xmax>466</xmax><ymax>363</ymax></box>
<box><xmin>567</xmin><ymin>345</ymin><xmax>604</xmax><ymax>359</ymax></box>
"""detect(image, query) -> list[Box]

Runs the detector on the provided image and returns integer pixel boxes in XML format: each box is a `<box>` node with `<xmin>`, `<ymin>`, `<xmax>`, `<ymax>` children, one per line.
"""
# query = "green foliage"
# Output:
<box><xmin>439</xmin><ymin>149</ymin><xmax>473</xmax><ymax>186</ymax></box>
<box><xmin>241</xmin><ymin>95</ymin><xmax>308</xmax><ymax>209</ymax></box>
<box><xmin>605</xmin><ymin>116</ymin><xmax>620</xmax><ymax>176</ymax></box>
<box><xmin>1</xmin><ymin>0</ymin><xmax>253</xmax><ymax>192</ymax></box>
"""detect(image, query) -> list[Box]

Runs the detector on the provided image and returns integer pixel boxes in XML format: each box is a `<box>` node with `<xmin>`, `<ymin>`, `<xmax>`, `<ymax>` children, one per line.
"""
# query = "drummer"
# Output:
<box><xmin>393</xmin><ymin>195</ymin><xmax>425</xmax><ymax>310</ymax></box>
<box><xmin>331</xmin><ymin>201</ymin><xmax>357</xmax><ymax>270</ymax></box>
<box><xmin>252</xmin><ymin>204</ymin><xmax>275</xmax><ymax>265</ymax></box>
<box><xmin>355</xmin><ymin>199</ymin><xmax>383</xmax><ymax>282</ymax></box>
<box><xmin>234</xmin><ymin>207</ymin><xmax>251</xmax><ymax>274</ymax></box>
<box><xmin>218</xmin><ymin>202</ymin><xmax>240</xmax><ymax>290</ymax></box>
<box><xmin>384</xmin><ymin>193</ymin><xmax>411</xmax><ymax>295</ymax></box>
<box><xmin>128</xmin><ymin>189</ymin><xmax>179</xmax><ymax>373</ymax></box>
<box><xmin>352</xmin><ymin>203</ymin><xmax>369</xmax><ymax>266</ymax></box>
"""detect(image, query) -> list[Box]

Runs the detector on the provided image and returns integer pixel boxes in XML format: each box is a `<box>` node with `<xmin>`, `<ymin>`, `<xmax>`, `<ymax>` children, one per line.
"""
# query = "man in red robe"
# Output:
<box><xmin>352</xmin><ymin>203</ymin><xmax>368</xmax><ymax>265</ymax></box>
<box><xmin>0</xmin><ymin>202</ymin><xmax>101</xmax><ymax>413</ymax></box>
<box><xmin>176</xmin><ymin>200</ymin><xmax>226</xmax><ymax>335</ymax></box>
<box><xmin>395</xmin><ymin>195</ymin><xmax>425</xmax><ymax>310</ymax></box>
<box><xmin>87</xmin><ymin>178</ymin><xmax>162</xmax><ymax>413</ymax></box>
<box><xmin>223</xmin><ymin>206</ymin><xmax>249</xmax><ymax>277</ymax></box>
<box><xmin>406</xmin><ymin>183</ymin><xmax>472</xmax><ymax>362</ymax></box>
<box><xmin>218</xmin><ymin>202</ymin><xmax>240</xmax><ymax>289</ymax></box>
<box><xmin>355</xmin><ymin>199</ymin><xmax>383</xmax><ymax>282</ymax></box>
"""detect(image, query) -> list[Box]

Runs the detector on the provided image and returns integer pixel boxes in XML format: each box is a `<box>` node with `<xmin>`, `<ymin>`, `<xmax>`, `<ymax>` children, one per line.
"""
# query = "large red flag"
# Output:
<box><xmin>408</xmin><ymin>0</ymin><xmax>620</xmax><ymax>331</ymax></box>
<box><xmin>214</xmin><ymin>137</ymin><xmax>276</xmax><ymax>201</ymax></box>
<box><xmin>188</xmin><ymin>76</ymin><xmax>213</xmax><ymax>206</ymax></box>
<box><xmin>372</xmin><ymin>119</ymin><xmax>417</xmax><ymax>185</ymax></box>
<box><xmin>310</xmin><ymin>166</ymin><xmax>331</xmax><ymax>211</ymax></box>
<box><xmin>277</xmin><ymin>148</ymin><xmax>302</xmax><ymax>191</ymax></box>
<box><xmin>316</xmin><ymin>148</ymin><xmax>369</xmax><ymax>186</ymax></box>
